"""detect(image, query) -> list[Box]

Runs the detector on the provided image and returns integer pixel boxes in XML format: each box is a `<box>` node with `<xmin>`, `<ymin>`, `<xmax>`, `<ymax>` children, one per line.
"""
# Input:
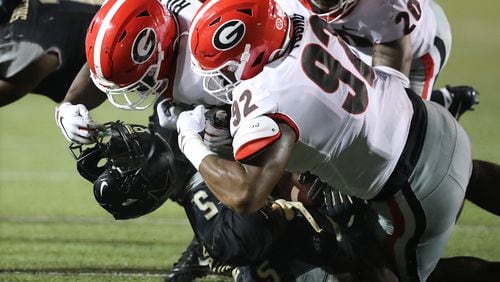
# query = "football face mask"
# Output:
<box><xmin>71</xmin><ymin>121</ymin><xmax>177</xmax><ymax>220</ymax></box>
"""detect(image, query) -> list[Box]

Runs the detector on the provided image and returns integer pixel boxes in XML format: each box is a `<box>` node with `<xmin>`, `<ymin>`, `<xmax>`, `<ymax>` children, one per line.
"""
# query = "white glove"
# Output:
<box><xmin>55</xmin><ymin>102</ymin><xmax>95</xmax><ymax>144</ymax></box>
<box><xmin>204</xmin><ymin>108</ymin><xmax>232</xmax><ymax>148</ymax></box>
<box><xmin>156</xmin><ymin>98</ymin><xmax>182</xmax><ymax>130</ymax></box>
<box><xmin>177</xmin><ymin>105</ymin><xmax>207</xmax><ymax>152</ymax></box>
<box><xmin>177</xmin><ymin>105</ymin><xmax>215</xmax><ymax>169</ymax></box>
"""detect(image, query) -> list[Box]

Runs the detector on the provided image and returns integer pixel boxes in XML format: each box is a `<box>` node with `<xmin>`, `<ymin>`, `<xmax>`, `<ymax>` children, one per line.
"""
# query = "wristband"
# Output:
<box><xmin>181</xmin><ymin>134</ymin><xmax>216</xmax><ymax>170</ymax></box>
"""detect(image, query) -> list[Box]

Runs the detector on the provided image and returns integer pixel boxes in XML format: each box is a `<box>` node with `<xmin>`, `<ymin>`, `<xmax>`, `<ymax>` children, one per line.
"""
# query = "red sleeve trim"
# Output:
<box><xmin>234</xmin><ymin>132</ymin><xmax>281</xmax><ymax>161</ymax></box>
<box><xmin>267</xmin><ymin>113</ymin><xmax>300</xmax><ymax>141</ymax></box>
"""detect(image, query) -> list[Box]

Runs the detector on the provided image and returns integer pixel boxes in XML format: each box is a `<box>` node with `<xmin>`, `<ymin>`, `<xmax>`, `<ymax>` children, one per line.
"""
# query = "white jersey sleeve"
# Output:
<box><xmin>331</xmin><ymin>0</ymin><xmax>436</xmax><ymax>58</ymax></box>
<box><xmin>162</xmin><ymin>0</ymin><xmax>222</xmax><ymax>106</ymax></box>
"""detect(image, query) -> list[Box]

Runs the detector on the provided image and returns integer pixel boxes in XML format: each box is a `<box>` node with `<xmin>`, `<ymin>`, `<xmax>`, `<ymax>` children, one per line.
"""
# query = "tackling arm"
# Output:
<box><xmin>55</xmin><ymin>63</ymin><xmax>107</xmax><ymax>144</ymax></box>
<box><xmin>62</xmin><ymin>63</ymin><xmax>106</xmax><ymax>110</ymax></box>
<box><xmin>199</xmin><ymin>123</ymin><xmax>297</xmax><ymax>214</ymax></box>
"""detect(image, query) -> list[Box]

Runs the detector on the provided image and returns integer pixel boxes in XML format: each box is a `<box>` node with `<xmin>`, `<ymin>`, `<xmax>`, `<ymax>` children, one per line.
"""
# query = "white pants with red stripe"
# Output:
<box><xmin>409</xmin><ymin>1</ymin><xmax>452</xmax><ymax>100</ymax></box>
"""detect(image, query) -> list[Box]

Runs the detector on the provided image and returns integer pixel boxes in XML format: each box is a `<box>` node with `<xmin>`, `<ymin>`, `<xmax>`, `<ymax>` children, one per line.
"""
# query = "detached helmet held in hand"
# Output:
<box><xmin>73</xmin><ymin>121</ymin><xmax>177</xmax><ymax>220</ymax></box>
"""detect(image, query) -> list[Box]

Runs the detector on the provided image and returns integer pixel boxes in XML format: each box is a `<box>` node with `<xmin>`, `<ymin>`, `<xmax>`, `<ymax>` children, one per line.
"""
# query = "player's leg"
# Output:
<box><xmin>410</xmin><ymin>1</ymin><xmax>478</xmax><ymax>120</ymax></box>
<box><xmin>371</xmin><ymin>97</ymin><xmax>472</xmax><ymax>281</ymax></box>
<box><xmin>465</xmin><ymin>159</ymin><xmax>500</xmax><ymax>216</ymax></box>
<box><xmin>430</xmin><ymin>256</ymin><xmax>500</xmax><ymax>282</ymax></box>
<box><xmin>0</xmin><ymin>51</ymin><xmax>59</xmax><ymax>106</ymax></box>
<box><xmin>164</xmin><ymin>236</ymin><xmax>216</xmax><ymax>282</ymax></box>
<box><xmin>0</xmin><ymin>0</ymin><xmax>77</xmax><ymax>106</ymax></box>
<box><xmin>408</xmin><ymin>0</ymin><xmax>450</xmax><ymax>102</ymax></box>
<box><xmin>431</xmin><ymin>85</ymin><xmax>479</xmax><ymax>121</ymax></box>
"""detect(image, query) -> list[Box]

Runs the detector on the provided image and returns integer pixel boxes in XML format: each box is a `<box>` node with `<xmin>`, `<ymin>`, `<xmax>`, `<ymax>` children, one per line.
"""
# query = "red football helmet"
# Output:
<box><xmin>299</xmin><ymin>0</ymin><xmax>359</xmax><ymax>22</ymax></box>
<box><xmin>86</xmin><ymin>0</ymin><xmax>178</xmax><ymax>110</ymax></box>
<box><xmin>189</xmin><ymin>0</ymin><xmax>291</xmax><ymax>103</ymax></box>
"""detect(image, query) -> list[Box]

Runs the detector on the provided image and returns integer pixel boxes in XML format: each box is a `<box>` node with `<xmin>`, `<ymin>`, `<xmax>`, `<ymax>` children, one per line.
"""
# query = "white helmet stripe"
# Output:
<box><xmin>94</xmin><ymin>0</ymin><xmax>127</xmax><ymax>78</ymax></box>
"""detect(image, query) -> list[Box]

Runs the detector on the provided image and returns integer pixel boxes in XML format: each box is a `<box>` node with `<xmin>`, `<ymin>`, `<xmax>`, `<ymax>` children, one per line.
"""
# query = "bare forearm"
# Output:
<box><xmin>372</xmin><ymin>35</ymin><xmax>412</xmax><ymax>77</ymax></box>
<box><xmin>198</xmin><ymin>124</ymin><xmax>296</xmax><ymax>213</ymax></box>
<box><xmin>199</xmin><ymin>156</ymin><xmax>274</xmax><ymax>213</ymax></box>
<box><xmin>62</xmin><ymin>64</ymin><xmax>106</xmax><ymax>110</ymax></box>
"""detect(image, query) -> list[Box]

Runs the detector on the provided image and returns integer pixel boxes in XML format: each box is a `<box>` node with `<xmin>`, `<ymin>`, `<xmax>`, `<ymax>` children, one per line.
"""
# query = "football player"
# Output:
<box><xmin>55</xmin><ymin>0</ymin><xmax>229</xmax><ymax>279</ymax></box>
<box><xmin>59</xmin><ymin>0</ymin><xmax>395</xmax><ymax>280</ymax></box>
<box><xmin>76</xmin><ymin>121</ymin><xmax>500</xmax><ymax>282</ymax></box>
<box><xmin>58</xmin><ymin>0</ymin><xmax>500</xmax><ymax>280</ymax></box>
<box><xmin>0</xmin><ymin>0</ymin><xmax>101</xmax><ymax>107</ymax></box>
<box><xmin>298</xmin><ymin>0</ymin><xmax>500</xmax><ymax>219</ymax></box>
<box><xmin>299</xmin><ymin>0</ymin><xmax>479</xmax><ymax>120</ymax></box>
<box><xmin>73</xmin><ymin>121</ymin><xmax>396</xmax><ymax>282</ymax></box>
<box><xmin>183</xmin><ymin>0</ymin><xmax>473</xmax><ymax>280</ymax></box>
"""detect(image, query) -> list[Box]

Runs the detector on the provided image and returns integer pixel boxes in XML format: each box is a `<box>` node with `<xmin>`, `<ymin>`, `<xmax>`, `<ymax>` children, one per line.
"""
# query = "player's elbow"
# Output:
<box><xmin>228</xmin><ymin>183</ymin><xmax>264</xmax><ymax>214</ymax></box>
<box><xmin>230</xmin><ymin>199</ymin><xmax>261</xmax><ymax>214</ymax></box>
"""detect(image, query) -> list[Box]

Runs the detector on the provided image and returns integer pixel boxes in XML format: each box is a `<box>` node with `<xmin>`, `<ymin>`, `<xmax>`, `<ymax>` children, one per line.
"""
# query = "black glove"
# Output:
<box><xmin>306</xmin><ymin>176</ymin><xmax>366</xmax><ymax>227</ymax></box>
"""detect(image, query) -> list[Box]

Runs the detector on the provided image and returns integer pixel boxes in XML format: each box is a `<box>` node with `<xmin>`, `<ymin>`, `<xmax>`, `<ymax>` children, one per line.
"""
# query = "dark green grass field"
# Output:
<box><xmin>1</xmin><ymin>1</ymin><xmax>500</xmax><ymax>281</ymax></box>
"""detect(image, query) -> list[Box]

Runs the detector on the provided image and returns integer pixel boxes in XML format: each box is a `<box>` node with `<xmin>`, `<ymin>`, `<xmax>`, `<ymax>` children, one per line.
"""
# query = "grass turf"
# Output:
<box><xmin>1</xmin><ymin>0</ymin><xmax>500</xmax><ymax>280</ymax></box>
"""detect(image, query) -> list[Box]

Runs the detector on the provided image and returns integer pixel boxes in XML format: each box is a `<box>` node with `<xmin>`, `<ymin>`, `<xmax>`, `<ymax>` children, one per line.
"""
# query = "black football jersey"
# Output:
<box><xmin>0</xmin><ymin>0</ymin><xmax>101</xmax><ymax>102</ymax></box>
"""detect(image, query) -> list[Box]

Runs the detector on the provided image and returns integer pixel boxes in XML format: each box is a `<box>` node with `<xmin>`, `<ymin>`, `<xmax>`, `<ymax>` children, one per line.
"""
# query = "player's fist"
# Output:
<box><xmin>156</xmin><ymin>98</ymin><xmax>182</xmax><ymax>130</ymax></box>
<box><xmin>55</xmin><ymin>102</ymin><xmax>95</xmax><ymax>144</ymax></box>
<box><xmin>204</xmin><ymin>107</ymin><xmax>231</xmax><ymax>148</ymax></box>
<box><xmin>177</xmin><ymin>105</ymin><xmax>207</xmax><ymax>153</ymax></box>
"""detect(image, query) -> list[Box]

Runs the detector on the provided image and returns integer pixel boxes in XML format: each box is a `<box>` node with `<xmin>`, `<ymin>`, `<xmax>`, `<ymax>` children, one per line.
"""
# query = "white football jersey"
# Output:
<box><xmin>230</xmin><ymin>5</ymin><xmax>414</xmax><ymax>199</ymax></box>
<box><xmin>162</xmin><ymin>0</ymin><xmax>221</xmax><ymax>106</ymax></box>
<box><xmin>330</xmin><ymin>0</ymin><xmax>436</xmax><ymax>59</ymax></box>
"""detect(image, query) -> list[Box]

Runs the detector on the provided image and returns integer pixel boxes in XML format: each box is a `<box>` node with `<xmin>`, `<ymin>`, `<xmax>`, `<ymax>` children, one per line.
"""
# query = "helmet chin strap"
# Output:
<box><xmin>157</xmin><ymin>41</ymin><xmax>165</xmax><ymax>71</ymax></box>
<box><xmin>234</xmin><ymin>43</ymin><xmax>251</xmax><ymax>81</ymax></box>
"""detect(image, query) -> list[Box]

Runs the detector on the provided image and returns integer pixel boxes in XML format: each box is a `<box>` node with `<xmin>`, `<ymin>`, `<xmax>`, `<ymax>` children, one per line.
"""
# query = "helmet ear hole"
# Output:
<box><xmin>251</xmin><ymin>52</ymin><xmax>265</xmax><ymax>68</ymax></box>
<box><xmin>118</xmin><ymin>31</ymin><xmax>127</xmax><ymax>42</ymax></box>
<box><xmin>75</xmin><ymin>144</ymin><xmax>108</xmax><ymax>183</ymax></box>
<box><xmin>137</xmin><ymin>10</ymin><xmax>150</xmax><ymax>17</ymax></box>
<box><xmin>238</xmin><ymin>9</ymin><xmax>252</xmax><ymax>16</ymax></box>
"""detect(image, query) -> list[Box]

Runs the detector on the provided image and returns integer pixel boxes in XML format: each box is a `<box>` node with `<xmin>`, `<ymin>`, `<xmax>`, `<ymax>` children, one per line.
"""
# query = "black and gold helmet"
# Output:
<box><xmin>72</xmin><ymin>121</ymin><xmax>177</xmax><ymax>220</ymax></box>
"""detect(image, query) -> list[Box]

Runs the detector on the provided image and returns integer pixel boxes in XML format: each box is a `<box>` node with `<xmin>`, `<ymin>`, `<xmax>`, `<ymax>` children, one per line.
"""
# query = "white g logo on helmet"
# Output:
<box><xmin>132</xmin><ymin>28</ymin><xmax>157</xmax><ymax>64</ymax></box>
<box><xmin>213</xmin><ymin>20</ymin><xmax>246</xmax><ymax>51</ymax></box>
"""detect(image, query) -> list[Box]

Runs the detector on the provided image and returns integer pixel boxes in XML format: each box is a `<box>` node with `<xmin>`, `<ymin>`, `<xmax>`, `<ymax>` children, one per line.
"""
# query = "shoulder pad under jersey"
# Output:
<box><xmin>232</xmin><ymin>115</ymin><xmax>280</xmax><ymax>161</ymax></box>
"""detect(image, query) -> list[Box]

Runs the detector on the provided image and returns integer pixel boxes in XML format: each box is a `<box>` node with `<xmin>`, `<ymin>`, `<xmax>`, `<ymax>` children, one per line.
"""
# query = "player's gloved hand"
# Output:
<box><xmin>307</xmin><ymin>177</ymin><xmax>365</xmax><ymax>228</ymax></box>
<box><xmin>273</xmin><ymin>199</ymin><xmax>323</xmax><ymax>233</ymax></box>
<box><xmin>204</xmin><ymin>107</ymin><xmax>231</xmax><ymax>148</ymax></box>
<box><xmin>177</xmin><ymin>105</ymin><xmax>207</xmax><ymax>150</ymax></box>
<box><xmin>55</xmin><ymin>102</ymin><xmax>95</xmax><ymax>144</ymax></box>
<box><xmin>157</xmin><ymin>98</ymin><xmax>182</xmax><ymax>130</ymax></box>
<box><xmin>177</xmin><ymin>105</ymin><xmax>215</xmax><ymax>169</ymax></box>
